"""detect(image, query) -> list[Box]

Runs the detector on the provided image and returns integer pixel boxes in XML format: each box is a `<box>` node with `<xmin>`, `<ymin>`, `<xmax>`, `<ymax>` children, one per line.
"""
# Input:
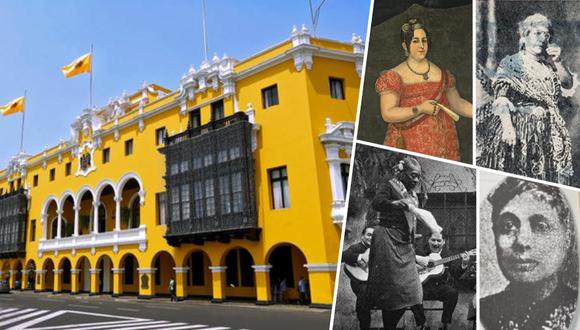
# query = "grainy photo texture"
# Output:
<box><xmin>480</xmin><ymin>171</ymin><xmax>580</xmax><ymax>329</ymax></box>
<box><xmin>476</xmin><ymin>0</ymin><xmax>580</xmax><ymax>187</ymax></box>
<box><xmin>332</xmin><ymin>145</ymin><xmax>476</xmax><ymax>329</ymax></box>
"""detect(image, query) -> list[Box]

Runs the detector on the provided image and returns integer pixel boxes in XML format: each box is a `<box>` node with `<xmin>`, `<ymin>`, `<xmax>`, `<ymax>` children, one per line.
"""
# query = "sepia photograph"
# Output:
<box><xmin>357</xmin><ymin>0</ymin><xmax>473</xmax><ymax>164</ymax></box>
<box><xmin>479</xmin><ymin>171</ymin><xmax>579</xmax><ymax>329</ymax></box>
<box><xmin>476</xmin><ymin>0</ymin><xmax>580</xmax><ymax>188</ymax></box>
<box><xmin>332</xmin><ymin>145</ymin><xmax>476</xmax><ymax>329</ymax></box>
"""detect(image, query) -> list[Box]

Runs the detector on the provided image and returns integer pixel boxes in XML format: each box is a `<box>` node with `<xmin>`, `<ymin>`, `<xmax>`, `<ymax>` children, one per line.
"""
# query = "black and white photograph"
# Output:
<box><xmin>479</xmin><ymin>171</ymin><xmax>580</xmax><ymax>329</ymax></box>
<box><xmin>332</xmin><ymin>144</ymin><xmax>476</xmax><ymax>329</ymax></box>
<box><xmin>476</xmin><ymin>0</ymin><xmax>580</xmax><ymax>187</ymax></box>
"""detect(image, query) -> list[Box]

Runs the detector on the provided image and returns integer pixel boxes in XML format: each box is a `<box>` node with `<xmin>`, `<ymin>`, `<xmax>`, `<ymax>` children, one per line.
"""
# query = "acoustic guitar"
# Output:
<box><xmin>344</xmin><ymin>248</ymin><xmax>370</xmax><ymax>282</ymax></box>
<box><xmin>418</xmin><ymin>249</ymin><xmax>476</xmax><ymax>284</ymax></box>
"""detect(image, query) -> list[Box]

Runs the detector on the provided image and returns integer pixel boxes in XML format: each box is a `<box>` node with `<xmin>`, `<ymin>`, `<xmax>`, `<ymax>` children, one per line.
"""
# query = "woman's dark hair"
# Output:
<box><xmin>488</xmin><ymin>177</ymin><xmax>578</xmax><ymax>288</ymax></box>
<box><xmin>401</xmin><ymin>18</ymin><xmax>430</xmax><ymax>53</ymax></box>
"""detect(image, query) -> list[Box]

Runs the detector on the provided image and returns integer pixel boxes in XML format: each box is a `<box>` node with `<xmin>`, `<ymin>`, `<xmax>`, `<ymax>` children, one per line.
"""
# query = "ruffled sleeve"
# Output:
<box><xmin>375</xmin><ymin>70</ymin><xmax>402</xmax><ymax>95</ymax></box>
<box><xmin>446</xmin><ymin>70</ymin><xmax>456</xmax><ymax>89</ymax></box>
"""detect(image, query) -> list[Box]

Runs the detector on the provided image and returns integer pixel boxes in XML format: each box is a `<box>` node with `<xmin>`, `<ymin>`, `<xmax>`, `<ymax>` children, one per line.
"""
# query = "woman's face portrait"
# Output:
<box><xmin>524</xmin><ymin>25</ymin><xmax>550</xmax><ymax>56</ymax></box>
<box><xmin>404</xmin><ymin>28</ymin><xmax>428</xmax><ymax>61</ymax></box>
<box><xmin>494</xmin><ymin>190</ymin><xmax>568</xmax><ymax>283</ymax></box>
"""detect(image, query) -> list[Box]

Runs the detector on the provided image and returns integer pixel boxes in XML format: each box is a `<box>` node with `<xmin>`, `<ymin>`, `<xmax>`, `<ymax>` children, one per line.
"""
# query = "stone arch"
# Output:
<box><xmin>119</xmin><ymin>253</ymin><xmax>140</xmax><ymax>294</ymax></box>
<box><xmin>41</xmin><ymin>195</ymin><xmax>59</xmax><ymax>215</ymax></box>
<box><xmin>58</xmin><ymin>190</ymin><xmax>77</xmax><ymax>212</ymax></box>
<box><xmin>96</xmin><ymin>254</ymin><xmax>114</xmax><ymax>294</ymax></box>
<box><xmin>266</xmin><ymin>243</ymin><xmax>309</xmax><ymax>304</ymax></box>
<box><xmin>151</xmin><ymin>251</ymin><xmax>176</xmax><ymax>296</ymax></box>
<box><xmin>94</xmin><ymin>180</ymin><xmax>118</xmax><ymax>203</ymax></box>
<box><xmin>117</xmin><ymin>173</ymin><xmax>145</xmax><ymax>205</ymax></box>
<box><xmin>182</xmin><ymin>249</ymin><xmax>212</xmax><ymax>298</ymax></box>
<box><xmin>42</xmin><ymin>258</ymin><xmax>55</xmax><ymax>291</ymax></box>
<box><xmin>76</xmin><ymin>186</ymin><xmax>95</xmax><ymax>204</ymax></box>
<box><xmin>75</xmin><ymin>256</ymin><xmax>91</xmax><ymax>292</ymax></box>
<box><xmin>58</xmin><ymin>257</ymin><xmax>73</xmax><ymax>292</ymax></box>
<box><xmin>221</xmin><ymin>247</ymin><xmax>256</xmax><ymax>299</ymax></box>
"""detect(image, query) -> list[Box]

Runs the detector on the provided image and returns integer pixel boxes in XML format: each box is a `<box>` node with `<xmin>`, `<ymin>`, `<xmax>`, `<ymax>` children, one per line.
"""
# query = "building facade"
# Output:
<box><xmin>0</xmin><ymin>26</ymin><xmax>362</xmax><ymax>308</ymax></box>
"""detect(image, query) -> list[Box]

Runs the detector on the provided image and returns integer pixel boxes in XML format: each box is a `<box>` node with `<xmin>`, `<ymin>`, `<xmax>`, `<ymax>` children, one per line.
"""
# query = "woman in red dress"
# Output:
<box><xmin>375</xmin><ymin>19</ymin><xmax>472</xmax><ymax>161</ymax></box>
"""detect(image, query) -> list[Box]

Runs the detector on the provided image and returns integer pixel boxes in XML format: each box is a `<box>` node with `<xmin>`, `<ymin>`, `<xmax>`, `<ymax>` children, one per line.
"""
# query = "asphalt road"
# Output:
<box><xmin>0</xmin><ymin>291</ymin><xmax>331</xmax><ymax>330</ymax></box>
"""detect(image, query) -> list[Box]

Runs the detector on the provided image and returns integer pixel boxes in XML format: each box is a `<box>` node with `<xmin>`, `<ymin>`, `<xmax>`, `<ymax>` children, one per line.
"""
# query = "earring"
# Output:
<box><xmin>404</xmin><ymin>49</ymin><xmax>409</xmax><ymax>57</ymax></box>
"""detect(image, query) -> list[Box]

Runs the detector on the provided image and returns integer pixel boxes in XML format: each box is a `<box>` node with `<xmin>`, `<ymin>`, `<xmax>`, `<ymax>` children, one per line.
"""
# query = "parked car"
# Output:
<box><xmin>0</xmin><ymin>280</ymin><xmax>10</xmax><ymax>293</ymax></box>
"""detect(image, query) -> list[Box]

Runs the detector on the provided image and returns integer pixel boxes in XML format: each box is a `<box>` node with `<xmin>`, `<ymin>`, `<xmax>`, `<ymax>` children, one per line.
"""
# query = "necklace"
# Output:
<box><xmin>406</xmin><ymin>60</ymin><xmax>430</xmax><ymax>80</ymax></box>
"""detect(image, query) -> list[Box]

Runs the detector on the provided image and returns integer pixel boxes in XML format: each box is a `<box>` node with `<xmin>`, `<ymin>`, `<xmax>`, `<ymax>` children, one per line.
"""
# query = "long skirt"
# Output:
<box><xmin>366</xmin><ymin>226</ymin><xmax>422</xmax><ymax>311</ymax></box>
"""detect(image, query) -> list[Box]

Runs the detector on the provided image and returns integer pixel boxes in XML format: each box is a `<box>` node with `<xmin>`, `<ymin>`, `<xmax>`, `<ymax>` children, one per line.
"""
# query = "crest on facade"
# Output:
<box><xmin>75</xmin><ymin>142</ymin><xmax>96</xmax><ymax>177</ymax></box>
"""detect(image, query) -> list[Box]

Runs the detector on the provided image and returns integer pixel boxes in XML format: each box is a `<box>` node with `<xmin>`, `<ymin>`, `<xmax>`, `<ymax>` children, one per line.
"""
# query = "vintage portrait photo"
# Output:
<box><xmin>332</xmin><ymin>144</ymin><xmax>476</xmax><ymax>329</ymax></box>
<box><xmin>476</xmin><ymin>0</ymin><xmax>580</xmax><ymax>187</ymax></box>
<box><xmin>479</xmin><ymin>171</ymin><xmax>580</xmax><ymax>329</ymax></box>
<box><xmin>356</xmin><ymin>0</ymin><xmax>473</xmax><ymax>164</ymax></box>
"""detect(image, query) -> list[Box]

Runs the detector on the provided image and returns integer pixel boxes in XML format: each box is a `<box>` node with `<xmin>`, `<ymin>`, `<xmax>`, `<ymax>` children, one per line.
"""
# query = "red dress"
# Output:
<box><xmin>375</xmin><ymin>70</ymin><xmax>460</xmax><ymax>161</ymax></box>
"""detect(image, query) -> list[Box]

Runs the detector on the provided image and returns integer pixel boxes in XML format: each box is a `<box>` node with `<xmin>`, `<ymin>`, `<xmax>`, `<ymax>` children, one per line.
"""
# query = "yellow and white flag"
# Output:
<box><xmin>0</xmin><ymin>96</ymin><xmax>25</xmax><ymax>116</ymax></box>
<box><xmin>61</xmin><ymin>52</ymin><xmax>92</xmax><ymax>78</ymax></box>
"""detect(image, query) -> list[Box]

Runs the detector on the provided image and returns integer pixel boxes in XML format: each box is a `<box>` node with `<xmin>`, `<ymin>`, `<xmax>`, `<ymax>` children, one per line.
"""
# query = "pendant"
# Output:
<box><xmin>423</xmin><ymin>73</ymin><xmax>429</xmax><ymax>80</ymax></box>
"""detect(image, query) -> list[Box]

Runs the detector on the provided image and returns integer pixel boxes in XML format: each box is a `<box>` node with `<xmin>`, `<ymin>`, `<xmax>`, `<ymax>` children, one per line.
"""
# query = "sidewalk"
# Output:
<box><xmin>11</xmin><ymin>290</ymin><xmax>329</xmax><ymax>313</ymax></box>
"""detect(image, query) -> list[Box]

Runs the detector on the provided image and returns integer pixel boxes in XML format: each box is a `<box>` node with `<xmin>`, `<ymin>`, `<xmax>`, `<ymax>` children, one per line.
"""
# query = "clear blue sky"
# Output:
<box><xmin>0</xmin><ymin>0</ymin><xmax>370</xmax><ymax>169</ymax></box>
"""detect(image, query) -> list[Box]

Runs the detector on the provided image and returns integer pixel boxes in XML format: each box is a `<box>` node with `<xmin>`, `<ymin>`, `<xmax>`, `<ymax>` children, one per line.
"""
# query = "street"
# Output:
<box><xmin>0</xmin><ymin>291</ymin><xmax>331</xmax><ymax>330</ymax></box>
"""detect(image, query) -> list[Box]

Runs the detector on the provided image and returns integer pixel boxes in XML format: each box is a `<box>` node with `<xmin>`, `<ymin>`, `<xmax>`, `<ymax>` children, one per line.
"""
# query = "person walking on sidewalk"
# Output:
<box><xmin>169</xmin><ymin>277</ymin><xmax>176</xmax><ymax>302</ymax></box>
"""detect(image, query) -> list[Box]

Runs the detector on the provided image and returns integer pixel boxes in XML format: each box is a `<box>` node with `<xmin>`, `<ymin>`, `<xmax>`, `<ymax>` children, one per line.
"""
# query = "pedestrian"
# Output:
<box><xmin>298</xmin><ymin>276</ymin><xmax>308</xmax><ymax>305</ymax></box>
<box><xmin>169</xmin><ymin>277</ymin><xmax>176</xmax><ymax>302</ymax></box>
<box><xmin>279</xmin><ymin>278</ymin><xmax>288</xmax><ymax>304</ymax></box>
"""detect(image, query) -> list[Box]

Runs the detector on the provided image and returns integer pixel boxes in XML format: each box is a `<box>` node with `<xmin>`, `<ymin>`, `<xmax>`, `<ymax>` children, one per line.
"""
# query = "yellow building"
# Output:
<box><xmin>0</xmin><ymin>25</ymin><xmax>363</xmax><ymax>308</ymax></box>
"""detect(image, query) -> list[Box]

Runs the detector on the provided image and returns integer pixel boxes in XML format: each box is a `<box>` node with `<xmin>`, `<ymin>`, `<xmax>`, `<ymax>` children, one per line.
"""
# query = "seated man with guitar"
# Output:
<box><xmin>415</xmin><ymin>232</ymin><xmax>475</xmax><ymax>330</ymax></box>
<box><xmin>342</xmin><ymin>226</ymin><xmax>374</xmax><ymax>330</ymax></box>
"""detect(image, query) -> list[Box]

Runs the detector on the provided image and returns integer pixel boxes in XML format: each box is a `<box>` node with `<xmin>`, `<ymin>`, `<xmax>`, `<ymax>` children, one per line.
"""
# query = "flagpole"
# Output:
<box><xmin>19</xmin><ymin>90</ymin><xmax>26</xmax><ymax>153</ymax></box>
<box><xmin>89</xmin><ymin>44</ymin><xmax>94</xmax><ymax>108</ymax></box>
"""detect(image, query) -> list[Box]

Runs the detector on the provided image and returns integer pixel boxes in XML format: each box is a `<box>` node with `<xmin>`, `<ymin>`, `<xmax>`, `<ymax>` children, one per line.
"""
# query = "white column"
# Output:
<box><xmin>56</xmin><ymin>210</ymin><xmax>63</xmax><ymax>239</ymax></box>
<box><xmin>114</xmin><ymin>196</ymin><xmax>122</xmax><ymax>231</ymax></box>
<box><xmin>93</xmin><ymin>201</ymin><xmax>99</xmax><ymax>234</ymax></box>
<box><xmin>41</xmin><ymin>213</ymin><xmax>48</xmax><ymax>240</ymax></box>
<box><xmin>73</xmin><ymin>205</ymin><xmax>80</xmax><ymax>237</ymax></box>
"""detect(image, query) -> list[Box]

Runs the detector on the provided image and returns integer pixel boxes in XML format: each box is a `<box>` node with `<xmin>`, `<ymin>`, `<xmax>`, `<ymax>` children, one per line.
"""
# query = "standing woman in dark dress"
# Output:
<box><xmin>367</xmin><ymin>157</ymin><xmax>442</xmax><ymax>330</ymax></box>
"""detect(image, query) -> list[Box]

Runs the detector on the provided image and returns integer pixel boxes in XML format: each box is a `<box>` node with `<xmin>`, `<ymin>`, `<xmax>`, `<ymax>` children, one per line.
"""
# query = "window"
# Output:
<box><xmin>30</xmin><ymin>220</ymin><xmax>36</xmax><ymax>242</ymax></box>
<box><xmin>181</xmin><ymin>184</ymin><xmax>190</xmax><ymax>220</ymax></box>
<box><xmin>33</xmin><ymin>175</ymin><xmax>38</xmax><ymax>187</ymax></box>
<box><xmin>211</xmin><ymin>100</ymin><xmax>224</xmax><ymax>121</ymax></box>
<box><xmin>171</xmin><ymin>186</ymin><xmax>180</xmax><ymax>222</ymax></box>
<box><xmin>65</xmin><ymin>162</ymin><xmax>72</xmax><ymax>176</ymax></box>
<box><xmin>16</xmin><ymin>178</ymin><xmax>21</xmax><ymax>189</ymax></box>
<box><xmin>269</xmin><ymin>167</ymin><xmax>290</xmax><ymax>209</ymax></box>
<box><xmin>218</xmin><ymin>150</ymin><xmax>228</xmax><ymax>163</ymax></box>
<box><xmin>9</xmin><ymin>182</ymin><xmax>13</xmax><ymax>192</ymax></box>
<box><xmin>102</xmin><ymin>148</ymin><xmax>110</xmax><ymax>164</ymax></box>
<box><xmin>170</xmin><ymin>162</ymin><xmax>179</xmax><ymax>175</ymax></box>
<box><xmin>232</xmin><ymin>173</ymin><xmax>243</xmax><ymax>213</ymax></box>
<box><xmin>205</xmin><ymin>179</ymin><xmax>215</xmax><ymax>216</ymax></box>
<box><xmin>194</xmin><ymin>181</ymin><xmax>204</xmax><ymax>218</ymax></box>
<box><xmin>130</xmin><ymin>196</ymin><xmax>140</xmax><ymax>228</ymax></box>
<box><xmin>329</xmin><ymin>77</ymin><xmax>345</xmax><ymax>100</ymax></box>
<box><xmin>189</xmin><ymin>109</ymin><xmax>201</xmax><ymax>128</ymax></box>
<box><xmin>180</xmin><ymin>160</ymin><xmax>189</xmax><ymax>172</ymax></box>
<box><xmin>341</xmin><ymin>163</ymin><xmax>350</xmax><ymax>197</ymax></box>
<box><xmin>49</xmin><ymin>168</ymin><xmax>56</xmax><ymax>182</ymax></box>
<box><xmin>262</xmin><ymin>84</ymin><xmax>279</xmax><ymax>108</ymax></box>
<box><xmin>219</xmin><ymin>176</ymin><xmax>231</xmax><ymax>214</ymax></box>
<box><xmin>155</xmin><ymin>127</ymin><xmax>166</xmax><ymax>146</ymax></box>
<box><xmin>156</xmin><ymin>193</ymin><xmax>167</xmax><ymax>225</ymax></box>
<box><xmin>0</xmin><ymin>188</ymin><xmax>3</xmax><ymax>195</ymax></box>
<box><xmin>125</xmin><ymin>139</ymin><xmax>134</xmax><ymax>156</ymax></box>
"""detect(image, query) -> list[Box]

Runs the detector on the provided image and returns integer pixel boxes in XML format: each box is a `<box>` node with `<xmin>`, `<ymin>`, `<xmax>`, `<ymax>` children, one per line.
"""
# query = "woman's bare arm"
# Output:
<box><xmin>446</xmin><ymin>87</ymin><xmax>473</xmax><ymax>118</ymax></box>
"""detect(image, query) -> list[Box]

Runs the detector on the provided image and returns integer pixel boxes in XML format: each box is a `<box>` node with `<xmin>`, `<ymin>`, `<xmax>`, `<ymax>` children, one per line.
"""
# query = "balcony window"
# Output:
<box><xmin>262</xmin><ymin>84</ymin><xmax>279</xmax><ymax>108</ymax></box>
<box><xmin>189</xmin><ymin>109</ymin><xmax>201</xmax><ymax>128</ymax></box>
<box><xmin>211</xmin><ymin>100</ymin><xmax>224</xmax><ymax>121</ymax></box>
<box><xmin>205</xmin><ymin>179</ymin><xmax>215</xmax><ymax>217</ymax></box>
<box><xmin>181</xmin><ymin>184</ymin><xmax>190</xmax><ymax>220</ymax></box>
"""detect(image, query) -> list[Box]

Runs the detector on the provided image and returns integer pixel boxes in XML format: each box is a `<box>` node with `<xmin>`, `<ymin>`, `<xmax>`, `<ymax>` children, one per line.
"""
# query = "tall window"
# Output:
<box><xmin>156</xmin><ymin>193</ymin><xmax>167</xmax><ymax>225</ymax></box>
<box><xmin>130</xmin><ymin>196</ymin><xmax>140</xmax><ymax>228</ymax></box>
<box><xmin>125</xmin><ymin>139</ymin><xmax>134</xmax><ymax>156</ymax></box>
<box><xmin>51</xmin><ymin>217</ymin><xmax>65</xmax><ymax>239</ymax></box>
<box><xmin>181</xmin><ymin>184</ymin><xmax>190</xmax><ymax>220</ymax></box>
<box><xmin>194</xmin><ymin>181</ymin><xmax>204</xmax><ymax>218</ymax></box>
<box><xmin>341</xmin><ymin>163</ymin><xmax>350</xmax><ymax>197</ymax></box>
<box><xmin>171</xmin><ymin>186</ymin><xmax>180</xmax><ymax>222</ymax></box>
<box><xmin>205</xmin><ymin>179</ymin><xmax>215</xmax><ymax>216</ymax></box>
<box><xmin>329</xmin><ymin>77</ymin><xmax>345</xmax><ymax>100</ymax></box>
<box><xmin>65</xmin><ymin>162</ymin><xmax>72</xmax><ymax>176</ymax></box>
<box><xmin>189</xmin><ymin>109</ymin><xmax>201</xmax><ymax>128</ymax></box>
<box><xmin>261</xmin><ymin>84</ymin><xmax>279</xmax><ymax>108</ymax></box>
<box><xmin>269</xmin><ymin>167</ymin><xmax>290</xmax><ymax>209</ymax></box>
<box><xmin>102</xmin><ymin>148</ymin><xmax>110</xmax><ymax>164</ymax></box>
<box><xmin>33</xmin><ymin>175</ymin><xmax>38</xmax><ymax>187</ymax></box>
<box><xmin>232</xmin><ymin>173</ymin><xmax>243</xmax><ymax>213</ymax></box>
<box><xmin>30</xmin><ymin>220</ymin><xmax>36</xmax><ymax>242</ymax></box>
<box><xmin>155</xmin><ymin>127</ymin><xmax>166</xmax><ymax>146</ymax></box>
<box><xmin>219</xmin><ymin>176</ymin><xmax>231</xmax><ymax>214</ymax></box>
<box><xmin>49</xmin><ymin>169</ymin><xmax>56</xmax><ymax>182</ymax></box>
<box><xmin>211</xmin><ymin>100</ymin><xmax>224</xmax><ymax>121</ymax></box>
<box><xmin>16</xmin><ymin>178</ymin><xmax>21</xmax><ymax>189</ymax></box>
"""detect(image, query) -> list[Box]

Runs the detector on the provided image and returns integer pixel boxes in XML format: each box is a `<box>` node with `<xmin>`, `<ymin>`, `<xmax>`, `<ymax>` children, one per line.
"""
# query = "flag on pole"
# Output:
<box><xmin>61</xmin><ymin>52</ymin><xmax>92</xmax><ymax>78</ymax></box>
<box><xmin>0</xmin><ymin>96</ymin><xmax>25</xmax><ymax>116</ymax></box>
